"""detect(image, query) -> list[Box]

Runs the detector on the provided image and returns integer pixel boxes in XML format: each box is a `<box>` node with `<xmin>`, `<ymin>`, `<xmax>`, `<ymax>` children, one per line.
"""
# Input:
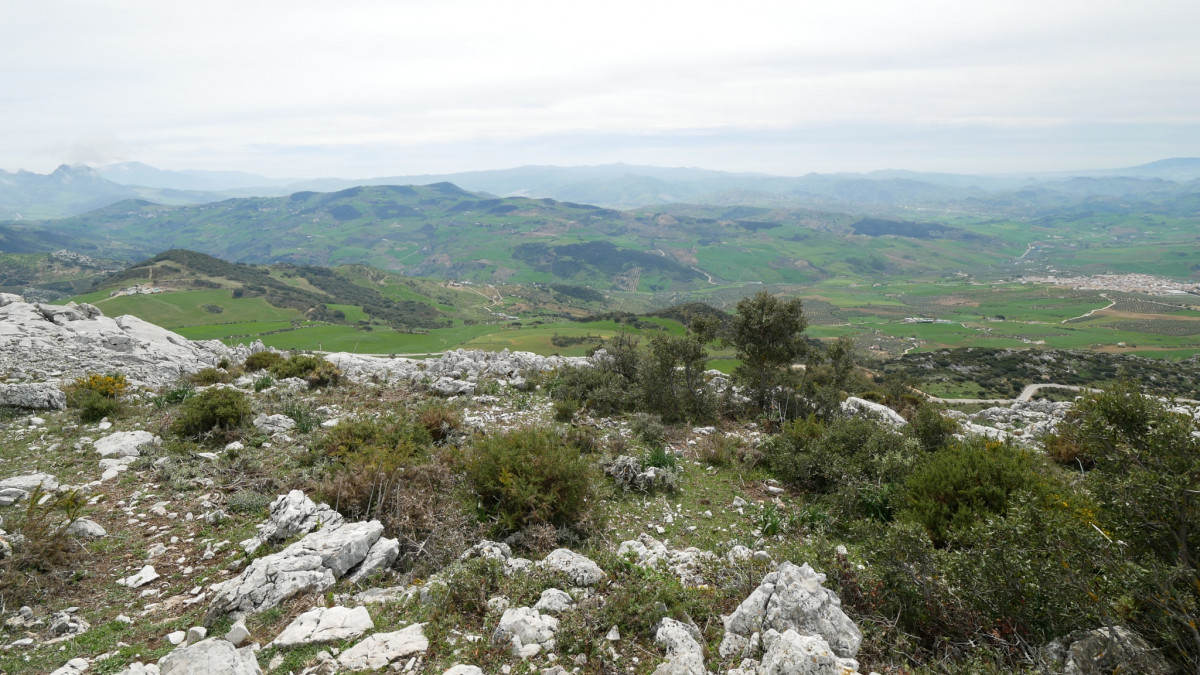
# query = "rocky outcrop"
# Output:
<box><xmin>0</xmin><ymin>297</ymin><xmax>261</xmax><ymax>389</ymax></box>
<box><xmin>0</xmin><ymin>472</ymin><xmax>59</xmax><ymax>506</ymax></box>
<box><xmin>209</xmin><ymin>495</ymin><xmax>396</xmax><ymax>620</ymax></box>
<box><xmin>722</xmin><ymin>562</ymin><xmax>862</xmax><ymax>661</ymax></box>
<box><xmin>156</xmin><ymin>637</ymin><xmax>261</xmax><ymax>674</ymax></box>
<box><xmin>493</xmin><ymin>607</ymin><xmax>559</xmax><ymax>658</ymax></box>
<box><xmin>240</xmin><ymin>490</ymin><xmax>346</xmax><ymax>555</ymax></box>
<box><xmin>539</xmin><ymin>548</ymin><xmax>606</xmax><ymax>586</ymax></box>
<box><xmin>652</xmin><ymin>617</ymin><xmax>706</xmax><ymax>675</ymax></box>
<box><xmin>1040</xmin><ymin>626</ymin><xmax>1177</xmax><ymax>675</ymax></box>
<box><xmin>325</xmin><ymin>349</ymin><xmax>590</xmax><ymax>392</ymax></box>
<box><xmin>270</xmin><ymin>605</ymin><xmax>374</xmax><ymax>647</ymax></box>
<box><xmin>93</xmin><ymin>430</ymin><xmax>160</xmax><ymax>481</ymax></box>
<box><xmin>336</xmin><ymin>623</ymin><xmax>429</xmax><ymax>671</ymax></box>
<box><xmin>758</xmin><ymin>628</ymin><xmax>862</xmax><ymax>675</ymax></box>
<box><xmin>618</xmin><ymin>534</ymin><xmax>719</xmax><ymax>586</ymax></box>
<box><xmin>951</xmin><ymin>399</ymin><xmax>1073</xmax><ymax>445</ymax></box>
<box><xmin>840</xmin><ymin>397</ymin><xmax>907</xmax><ymax>428</ymax></box>
<box><xmin>0</xmin><ymin>382</ymin><xmax>66</xmax><ymax>410</ymax></box>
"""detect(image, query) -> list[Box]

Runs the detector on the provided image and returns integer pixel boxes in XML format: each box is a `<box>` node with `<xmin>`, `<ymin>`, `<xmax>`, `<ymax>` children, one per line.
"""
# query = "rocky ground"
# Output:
<box><xmin>0</xmin><ymin>297</ymin><xmax>1184</xmax><ymax>675</ymax></box>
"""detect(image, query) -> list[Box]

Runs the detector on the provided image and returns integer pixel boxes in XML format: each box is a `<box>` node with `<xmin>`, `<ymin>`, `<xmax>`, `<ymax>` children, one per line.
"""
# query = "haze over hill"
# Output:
<box><xmin>2</xmin><ymin>158</ymin><xmax>1199</xmax><ymax>220</ymax></box>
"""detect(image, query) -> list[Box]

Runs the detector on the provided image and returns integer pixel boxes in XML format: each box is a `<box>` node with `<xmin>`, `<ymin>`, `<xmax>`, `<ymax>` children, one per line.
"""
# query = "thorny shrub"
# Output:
<box><xmin>459</xmin><ymin>426</ymin><xmax>597</xmax><ymax>535</ymax></box>
<box><xmin>171</xmin><ymin>386</ymin><xmax>252</xmax><ymax>440</ymax></box>
<box><xmin>0</xmin><ymin>486</ymin><xmax>88</xmax><ymax>606</ymax></box>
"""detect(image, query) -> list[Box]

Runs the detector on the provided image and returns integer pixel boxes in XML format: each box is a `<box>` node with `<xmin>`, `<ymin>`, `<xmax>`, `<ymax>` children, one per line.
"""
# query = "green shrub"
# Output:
<box><xmin>415</xmin><ymin>403</ymin><xmax>462</xmax><ymax>444</ymax></box>
<box><xmin>461</xmin><ymin>426</ymin><xmax>596</xmax><ymax>534</ymax></box>
<box><xmin>553</xmin><ymin>398</ymin><xmax>579</xmax><ymax>423</ymax></box>
<box><xmin>152</xmin><ymin>381</ymin><xmax>195</xmax><ymax>408</ymax></box>
<box><xmin>269</xmin><ymin>354</ymin><xmax>342</xmax><ymax>388</ymax></box>
<box><xmin>0</xmin><ymin>486</ymin><xmax>87</xmax><ymax>605</ymax></box>
<box><xmin>553</xmin><ymin>366</ymin><xmax>636</xmax><ymax>417</ymax></box>
<box><xmin>643</xmin><ymin>445</ymin><xmax>678</xmax><ymax>470</ymax></box>
<box><xmin>226</xmin><ymin>490</ymin><xmax>273</xmax><ymax>515</ymax></box>
<box><xmin>171</xmin><ymin>387</ymin><xmax>252</xmax><ymax>439</ymax></box>
<box><xmin>252</xmin><ymin>375</ymin><xmax>273</xmax><ymax>392</ymax></box>
<box><xmin>283</xmin><ymin>403</ymin><xmax>321</xmax><ymax>434</ymax></box>
<box><xmin>764</xmin><ymin>416</ymin><xmax>920</xmax><ymax>523</ymax></box>
<box><xmin>901</xmin><ymin>438</ymin><xmax>1042</xmax><ymax>547</ymax></box>
<box><xmin>320</xmin><ymin>415</ymin><xmax>431</xmax><ymax>472</ymax></box>
<box><xmin>69</xmin><ymin>390</ymin><xmax>123</xmax><ymax>423</ymax></box>
<box><xmin>908</xmin><ymin>404</ymin><xmax>959</xmax><ymax>453</ymax></box>
<box><xmin>630</xmin><ymin>412</ymin><xmax>667</xmax><ymax>445</ymax></box>
<box><xmin>64</xmin><ymin>372</ymin><xmax>128</xmax><ymax>422</ymax></box>
<box><xmin>243</xmin><ymin>351</ymin><xmax>284</xmax><ymax>372</ymax></box>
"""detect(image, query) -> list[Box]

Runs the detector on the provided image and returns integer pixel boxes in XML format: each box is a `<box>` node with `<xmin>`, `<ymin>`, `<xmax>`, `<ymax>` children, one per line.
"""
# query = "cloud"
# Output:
<box><xmin>1</xmin><ymin>0</ymin><xmax>1198</xmax><ymax>175</ymax></box>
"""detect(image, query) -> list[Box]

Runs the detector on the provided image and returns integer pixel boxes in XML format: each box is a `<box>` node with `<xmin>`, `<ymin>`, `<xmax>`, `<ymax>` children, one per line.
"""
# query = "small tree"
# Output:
<box><xmin>727</xmin><ymin>291</ymin><xmax>807</xmax><ymax>415</ymax></box>
<box><xmin>642</xmin><ymin>315</ymin><xmax>717</xmax><ymax>423</ymax></box>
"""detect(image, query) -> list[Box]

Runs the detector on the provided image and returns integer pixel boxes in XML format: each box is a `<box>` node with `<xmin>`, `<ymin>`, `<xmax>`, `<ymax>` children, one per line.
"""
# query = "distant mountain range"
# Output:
<box><xmin>1</xmin><ymin>158</ymin><xmax>1198</xmax><ymax>221</ymax></box>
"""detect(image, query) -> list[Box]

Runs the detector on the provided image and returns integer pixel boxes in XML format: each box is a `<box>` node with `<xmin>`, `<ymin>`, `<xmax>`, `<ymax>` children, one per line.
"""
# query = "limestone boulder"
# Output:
<box><xmin>270</xmin><ymin>605</ymin><xmax>374</xmax><ymax>647</ymax></box>
<box><xmin>336</xmin><ymin>623</ymin><xmax>429</xmax><ymax>671</ymax></box>
<box><xmin>724</xmin><ymin>561</ymin><xmax>861</xmax><ymax>659</ymax></box>
<box><xmin>157</xmin><ymin>637</ymin><xmax>261</xmax><ymax>674</ymax></box>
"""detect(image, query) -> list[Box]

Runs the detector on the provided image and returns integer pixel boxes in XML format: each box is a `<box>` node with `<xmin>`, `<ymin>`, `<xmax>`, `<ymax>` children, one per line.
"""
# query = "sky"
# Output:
<box><xmin>2</xmin><ymin>0</ymin><xmax>1198</xmax><ymax>178</ymax></box>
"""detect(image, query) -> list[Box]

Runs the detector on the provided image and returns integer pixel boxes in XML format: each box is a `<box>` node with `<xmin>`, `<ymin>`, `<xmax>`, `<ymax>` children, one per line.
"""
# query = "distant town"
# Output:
<box><xmin>1022</xmin><ymin>273</ymin><xmax>1200</xmax><ymax>297</ymax></box>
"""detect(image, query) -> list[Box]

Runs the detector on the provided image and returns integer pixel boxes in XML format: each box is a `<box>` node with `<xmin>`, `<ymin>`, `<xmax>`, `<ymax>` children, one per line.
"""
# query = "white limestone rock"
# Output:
<box><xmin>270</xmin><ymin>605</ymin><xmax>374</xmax><ymax>647</ymax></box>
<box><xmin>336</xmin><ymin>623</ymin><xmax>429</xmax><ymax>671</ymax></box>
<box><xmin>120</xmin><ymin>565</ymin><xmax>160</xmax><ymax>589</ymax></box>
<box><xmin>345</xmin><ymin>535</ymin><xmax>399</xmax><ymax>584</ymax></box>
<box><xmin>0</xmin><ymin>383</ymin><xmax>66</xmax><ymax>410</ymax></box>
<box><xmin>839</xmin><ymin>397</ymin><xmax>907</xmax><ymax>428</ymax></box>
<box><xmin>533</xmin><ymin>588</ymin><xmax>574</xmax><ymax>615</ymax></box>
<box><xmin>759</xmin><ymin>628</ymin><xmax>862</xmax><ymax>675</ymax></box>
<box><xmin>94</xmin><ymin>431</ymin><xmax>160</xmax><ymax>459</ymax></box>
<box><xmin>0</xmin><ymin>298</ymin><xmax>255</xmax><ymax>389</ymax></box>
<box><xmin>493</xmin><ymin>607</ymin><xmax>559</xmax><ymax>656</ymax></box>
<box><xmin>724</xmin><ymin>561</ymin><xmax>862</xmax><ymax>659</ymax></box>
<box><xmin>652</xmin><ymin>617</ymin><xmax>706</xmax><ymax>675</ymax></box>
<box><xmin>208</xmin><ymin>520</ymin><xmax>383</xmax><ymax>620</ymax></box>
<box><xmin>539</xmin><ymin>548</ymin><xmax>606</xmax><ymax>586</ymax></box>
<box><xmin>240</xmin><ymin>490</ymin><xmax>346</xmax><ymax>555</ymax></box>
<box><xmin>157</xmin><ymin>637</ymin><xmax>261</xmax><ymax>674</ymax></box>
<box><xmin>252</xmin><ymin>414</ymin><xmax>295</xmax><ymax>435</ymax></box>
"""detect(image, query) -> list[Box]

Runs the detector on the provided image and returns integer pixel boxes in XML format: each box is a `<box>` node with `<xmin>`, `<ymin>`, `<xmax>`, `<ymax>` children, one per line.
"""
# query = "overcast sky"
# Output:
<box><xmin>2</xmin><ymin>0</ymin><xmax>1198</xmax><ymax>178</ymax></box>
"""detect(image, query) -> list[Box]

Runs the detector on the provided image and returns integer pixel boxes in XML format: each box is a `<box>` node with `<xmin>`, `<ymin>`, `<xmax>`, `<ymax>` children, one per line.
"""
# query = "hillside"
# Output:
<box><xmin>0</xmin><ymin>293</ymin><xmax>1194</xmax><ymax>674</ymax></box>
<box><xmin>12</xmin><ymin>184</ymin><xmax>1031</xmax><ymax>292</ymax></box>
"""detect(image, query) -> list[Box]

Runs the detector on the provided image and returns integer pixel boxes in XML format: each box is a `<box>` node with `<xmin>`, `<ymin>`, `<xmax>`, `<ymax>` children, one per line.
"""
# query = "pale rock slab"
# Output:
<box><xmin>270</xmin><ymin>605</ymin><xmax>374</xmax><ymax>647</ymax></box>
<box><xmin>156</xmin><ymin>637</ymin><xmax>261</xmax><ymax>674</ymax></box>
<box><xmin>337</xmin><ymin>623</ymin><xmax>429</xmax><ymax>671</ymax></box>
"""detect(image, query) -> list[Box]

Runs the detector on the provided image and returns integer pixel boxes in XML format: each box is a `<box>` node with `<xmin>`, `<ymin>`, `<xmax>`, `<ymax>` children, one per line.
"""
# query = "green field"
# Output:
<box><xmin>90</xmin><ymin>290</ymin><xmax>301</xmax><ymax>328</ymax></box>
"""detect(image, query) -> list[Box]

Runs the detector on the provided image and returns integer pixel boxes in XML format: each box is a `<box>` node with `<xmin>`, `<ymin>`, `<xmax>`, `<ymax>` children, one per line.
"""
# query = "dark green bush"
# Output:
<box><xmin>765</xmin><ymin>416</ymin><xmax>920</xmax><ymax>523</ymax></box>
<box><xmin>320</xmin><ymin>415</ymin><xmax>432</xmax><ymax>472</ymax></box>
<box><xmin>553</xmin><ymin>398</ymin><xmax>579</xmax><ymax>423</ymax></box>
<box><xmin>243</xmin><ymin>351</ymin><xmax>284</xmax><ymax>372</ymax></box>
<box><xmin>461</xmin><ymin>426</ymin><xmax>596</xmax><ymax>534</ymax></box>
<box><xmin>908</xmin><ymin>404</ymin><xmax>959</xmax><ymax>452</ymax></box>
<box><xmin>269</xmin><ymin>354</ymin><xmax>342</xmax><ymax>387</ymax></box>
<box><xmin>553</xmin><ymin>365</ymin><xmax>635</xmax><ymax>417</ymax></box>
<box><xmin>64</xmin><ymin>372</ymin><xmax>128</xmax><ymax>422</ymax></box>
<box><xmin>69</xmin><ymin>390</ymin><xmax>123</xmax><ymax>423</ymax></box>
<box><xmin>901</xmin><ymin>438</ymin><xmax>1041</xmax><ymax>547</ymax></box>
<box><xmin>171</xmin><ymin>387</ymin><xmax>251</xmax><ymax>439</ymax></box>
